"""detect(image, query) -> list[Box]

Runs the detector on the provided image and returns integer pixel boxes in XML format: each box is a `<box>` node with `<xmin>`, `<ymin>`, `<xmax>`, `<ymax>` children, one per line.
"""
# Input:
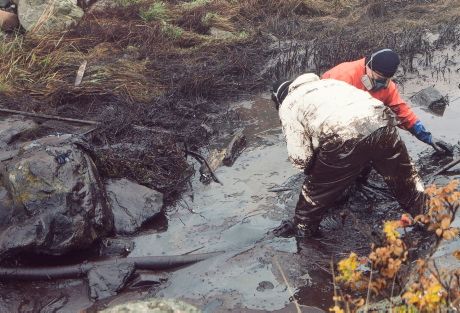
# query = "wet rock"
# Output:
<box><xmin>0</xmin><ymin>10</ymin><xmax>18</xmax><ymax>31</ymax></box>
<box><xmin>0</xmin><ymin>135</ymin><xmax>113</xmax><ymax>260</ymax></box>
<box><xmin>0</xmin><ymin>185</ymin><xmax>13</xmax><ymax>229</ymax></box>
<box><xmin>106</xmin><ymin>179</ymin><xmax>163</xmax><ymax>235</ymax></box>
<box><xmin>99</xmin><ymin>298</ymin><xmax>201</xmax><ymax>313</ymax></box>
<box><xmin>18</xmin><ymin>0</ymin><xmax>83</xmax><ymax>33</ymax></box>
<box><xmin>99</xmin><ymin>237</ymin><xmax>135</xmax><ymax>257</ymax></box>
<box><xmin>0</xmin><ymin>117</ymin><xmax>38</xmax><ymax>148</ymax></box>
<box><xmin>256</xmin><ymin>280</ymin><xmax>274</xmax><ymax>292</ymax></box>
<box><xmin>411</xmin><ymin>86</ymin><xmax>448</xmax><ymax>116</ymax></box>
<box><xmin>87</xmin><ymin>263</ymin><xmax>135</xmax><ymax>300</ymax></box>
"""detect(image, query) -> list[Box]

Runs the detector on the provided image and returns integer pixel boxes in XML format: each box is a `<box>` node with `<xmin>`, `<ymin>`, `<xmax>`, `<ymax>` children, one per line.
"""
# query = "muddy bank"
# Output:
<box><xmin>1</xmin><ymin>0</ymin><xmax>460</xmax><ymax>201</ymax></box>
<box><xmin>0</xmin><ymin>1</ymin><xmax>459</xmax><ymax>312</ymax></box>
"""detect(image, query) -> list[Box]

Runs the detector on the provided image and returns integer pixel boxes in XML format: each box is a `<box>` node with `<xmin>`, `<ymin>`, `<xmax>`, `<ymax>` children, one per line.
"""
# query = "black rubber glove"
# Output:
<box><xmin>431</xmin><ymin>138</ymin><xmax>454</xmax><ymax>156</ymax></box>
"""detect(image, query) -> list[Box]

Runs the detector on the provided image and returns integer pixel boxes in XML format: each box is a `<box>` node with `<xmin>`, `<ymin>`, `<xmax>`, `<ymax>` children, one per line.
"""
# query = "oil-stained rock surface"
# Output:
<box><xmin>0</xmin><ymin>134</ymin><xmax>113</xmax><ymax>260</ymax></box>
<box><xmin>106</xmin><ymin>178</ymin><xmax>163</xmax><ymax>235</ymax></box>
<box><xmin>88</xmin><ymin>263</ymin><xmax>135</xmax><ymax>301</ymax></box>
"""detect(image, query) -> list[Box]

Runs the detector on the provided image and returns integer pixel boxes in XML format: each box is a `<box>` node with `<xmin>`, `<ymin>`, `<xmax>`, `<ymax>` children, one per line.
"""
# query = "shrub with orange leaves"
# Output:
<box><xmin>415</xmin><ymin>180</ymin><xmax>460</xmax><ymax>241</ymax></box>
<box><xmin>402</xmin><ymin>263</ymin><xmax>449</xmax><ymax>312</ymax></box>
<box><xmin>330</xmin><ymin>180</ymin><xmax>460</xmax><ymax>313</ymax></box>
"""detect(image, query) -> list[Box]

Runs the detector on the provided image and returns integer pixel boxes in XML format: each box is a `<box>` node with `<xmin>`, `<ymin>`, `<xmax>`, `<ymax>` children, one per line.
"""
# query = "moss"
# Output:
<box><xmin>161</xmin><ymin>22</ymin><xmax>183</xmax><ymax>39</ymax></box>
<box><xmin>140</xmin><ymin>2</ymin><xmax>169</xmax><ymax>22</ymax></box>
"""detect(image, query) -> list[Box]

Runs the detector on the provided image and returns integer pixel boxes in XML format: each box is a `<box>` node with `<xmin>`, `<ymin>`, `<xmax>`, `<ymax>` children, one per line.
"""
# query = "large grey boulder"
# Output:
<box><xmin>0</xmin><ymin>116</ymin><xmax>37</xmax><ymax>148</ymax></box>
<box><xmin>106</xmin><ymin>178</ymin><xmax>163</xmax><ymax>235</ymax></box>
<box><xmin>0</xmin><ymin>135</ymin><xmax>113</xmax><ymax>260</ymax></box>
<box><xmin>18</xmin><ymin>0</ymin><xmax>83</xmax><ymax>33</ymax></box>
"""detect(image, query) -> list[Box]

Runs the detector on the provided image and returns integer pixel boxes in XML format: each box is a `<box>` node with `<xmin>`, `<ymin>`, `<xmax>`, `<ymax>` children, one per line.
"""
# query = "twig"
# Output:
<box><xmin>183</xmin><ymin>246</ymin><xmax>205</xmax><ymax>255</ymax></box>
<box><xmin>430</xmin><ymin>259</ymin><xmax>450</xmax><ymax>292</ymax></box>
<box><xmin>365</xmin><ymin>263</ymin><xmax>374</xmax><ymax>313</ymax></box>
<box><xmin>273</xmin><ymin>256</ymin><xmax>301</xmax><ymax>313</ymax></box>
<box><xmin>331</xmin><ymin>259</ymin><xmax>340</xmax><ymax>310</ymax></box>
<box><xmin>0</xmin><ymin>108</ymin><xmax>98</xmax><ymax>125</ymax></box>
<box><xmin>0</xmin><ymin>107</ymin><xmax>175</xmax><ymax>135</ymax></box>
<box><xmin>389</xmin><ymin>273</ymin><xmax>396</xmax><ymax>313</ymax></box>
<box><xmin>185</xmin><ymin>149</ymin><xmax>223</xmax><ymax>185</ymax></box>
<box><xmin>79</xmin><ymin>127</ymin><xmax>98</xmax><ymax>136</ymax></box>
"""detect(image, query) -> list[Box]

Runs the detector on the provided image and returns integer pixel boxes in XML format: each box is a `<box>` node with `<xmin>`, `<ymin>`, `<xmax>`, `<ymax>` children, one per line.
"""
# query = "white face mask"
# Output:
<box><xmin>361</xmin><ymin>73</ymin><xmax>390</xmax><ymax>91</ymax></box>
<box><xmin>361</xmin><ymin>74</ymin><xmax>374</xmax><ymax>91</ymax></box>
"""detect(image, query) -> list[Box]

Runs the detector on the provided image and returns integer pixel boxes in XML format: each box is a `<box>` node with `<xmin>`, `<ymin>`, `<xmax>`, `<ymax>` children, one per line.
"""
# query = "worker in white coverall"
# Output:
<box><xmin>271</xmin><ymin>73</ymin><xmax>426</xmax><ymax>238</ymax></box>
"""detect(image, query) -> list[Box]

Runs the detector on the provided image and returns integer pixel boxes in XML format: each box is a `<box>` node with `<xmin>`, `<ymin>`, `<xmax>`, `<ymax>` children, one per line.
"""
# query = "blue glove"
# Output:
<box><xmin>409</xmin><ymin>120</ymin><xmax>453</xmax><ymax>155</ymax></box>
<box><xmin>408</xmin><ymin>120</ymin><xmax>433</xmax><ymax>145</ymax></box>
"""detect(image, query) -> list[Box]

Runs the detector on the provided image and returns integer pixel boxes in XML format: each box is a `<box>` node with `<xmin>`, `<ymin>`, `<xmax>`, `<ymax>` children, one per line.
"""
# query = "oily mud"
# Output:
<box><xmin>1</xmin><ymin>51</ymin><xmax>460</xmax><ymax>313</ymax></box>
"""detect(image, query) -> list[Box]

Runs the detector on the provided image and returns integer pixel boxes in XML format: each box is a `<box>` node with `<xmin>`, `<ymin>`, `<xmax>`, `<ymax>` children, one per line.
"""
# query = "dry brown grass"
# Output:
<box><xmin>0</xmin><ymin>0</ymin><xmax>459</xmax><ymax>196</ymax></box>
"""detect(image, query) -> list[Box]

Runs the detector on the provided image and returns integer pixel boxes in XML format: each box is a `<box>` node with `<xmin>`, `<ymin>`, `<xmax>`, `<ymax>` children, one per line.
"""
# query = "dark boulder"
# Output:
<box><xmin>87</xmin><ymin>263</ymin><xmax>135</xmax><ymax>300</ymax></box>
<box><xmin>106</xmin><ymin>179</ymin><xmax>163</xmax><ymax>235</ymax></box>
<box><xmin>0</xmin><ymin>134</ymin><xmax>113</xmax><ymax>260</ymax></box>
<box><xmin>411</xmin><ymin>86</ymin><xmax>449</xmax><ymax>116</ymax></box>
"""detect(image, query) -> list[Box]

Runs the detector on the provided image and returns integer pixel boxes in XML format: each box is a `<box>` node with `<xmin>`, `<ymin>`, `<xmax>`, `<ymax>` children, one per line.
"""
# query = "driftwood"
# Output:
<box><xmin>197</xmin><ymin>129</ymin><xmax>246</xmax><ymax>185</ymax></box>
<box><xmin>222</xmin><ymin>129</ymin><xmax>246</xmax><ymax>166</ymax></box>
<box><xmin>431</xmin><ymin>157</ymin><xmax>460</xmax><ymax>176</ymax></box>
<box><xmin>186</xmin><ymin>149</ymin><xmax>223</xmax><ymax>185</ymax></box>
<box><xmin>0</xmin><ymin>108</ymin><xmax>174</xmax><ymax>135</ymax></box>
<box><xmin>0</xmin><ymin>252</ymin><xmax>221</xmax><ymax>281</ymax></box>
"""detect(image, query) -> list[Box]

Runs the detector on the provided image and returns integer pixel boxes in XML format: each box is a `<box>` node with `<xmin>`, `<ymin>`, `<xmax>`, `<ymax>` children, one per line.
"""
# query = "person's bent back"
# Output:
<box><xmin>279</xmin><ymin>73</ymin><xmax>392</xmax><ymax>170</ymax></box>
<box><xmin>273</xmin><ymin>73</ymin><xmax>424</xmax><ymax>238</ymax></box>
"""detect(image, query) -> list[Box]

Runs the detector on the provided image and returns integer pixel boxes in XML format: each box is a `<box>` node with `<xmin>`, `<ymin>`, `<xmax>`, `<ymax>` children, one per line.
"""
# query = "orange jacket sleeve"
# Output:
<box><xmin>321</xmin><ymin>59</ymin><xmax>418</xmax><ymax>129</ymax></box>
<box><xmin>379</xmin><ymin>82</ymin><xmax>418</xmax><ymax>129</ymax></box>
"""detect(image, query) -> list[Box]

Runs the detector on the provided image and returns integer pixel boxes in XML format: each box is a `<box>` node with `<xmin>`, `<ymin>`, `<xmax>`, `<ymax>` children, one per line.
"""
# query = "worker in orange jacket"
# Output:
<box><xmin>322</xmin><ymin>48</ymin><xmax>452</xmax><ymax>154</ymax></box>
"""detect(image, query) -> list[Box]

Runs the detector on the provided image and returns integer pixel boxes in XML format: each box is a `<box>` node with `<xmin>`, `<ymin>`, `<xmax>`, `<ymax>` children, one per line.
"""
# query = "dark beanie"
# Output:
<box><xmin>365</xmin><ymin>48</ymin><xmax>400</xmax><ymax>78</ymax></box>
<box><xmin>271</xmin><ymin>80</ymin><xmax>292</xmax><ymax>109</ymax></box>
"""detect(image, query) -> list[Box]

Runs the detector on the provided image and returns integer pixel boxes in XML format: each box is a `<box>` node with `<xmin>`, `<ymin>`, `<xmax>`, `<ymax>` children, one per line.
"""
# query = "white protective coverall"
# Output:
<box><xmin>278</xmin><ymin>73</ymin><xmax>424</xmax><ymax>234</ymax></box>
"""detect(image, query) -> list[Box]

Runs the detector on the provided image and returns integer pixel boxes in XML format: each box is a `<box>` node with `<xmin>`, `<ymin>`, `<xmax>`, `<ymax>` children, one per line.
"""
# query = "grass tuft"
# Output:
<box><xmin>140</xmin><ymin>1</ymin><xmax>169</xmax><ymax>22</ymax></box>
